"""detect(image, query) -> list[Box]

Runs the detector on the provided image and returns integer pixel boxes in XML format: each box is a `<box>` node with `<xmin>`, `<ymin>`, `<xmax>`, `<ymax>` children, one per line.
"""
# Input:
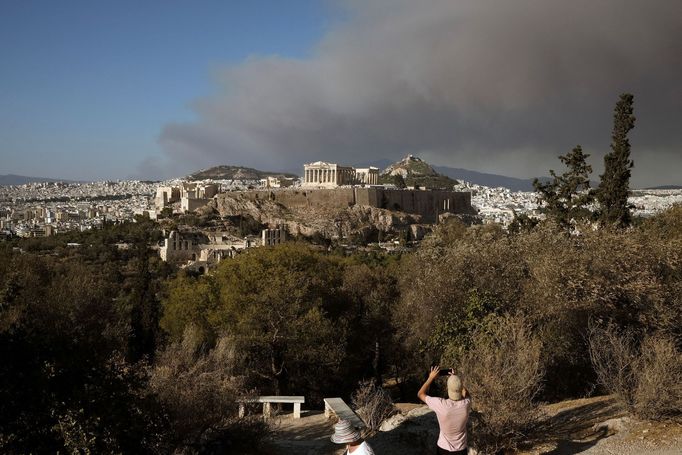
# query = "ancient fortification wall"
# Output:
<box><xmin>238</xmin><ymin>187</ymin><xmax>472</xmax><ymax>223</ymax></box>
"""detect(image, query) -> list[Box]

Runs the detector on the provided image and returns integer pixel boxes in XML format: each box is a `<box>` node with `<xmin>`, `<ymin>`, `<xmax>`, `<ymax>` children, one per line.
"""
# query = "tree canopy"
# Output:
<box><xmin>597</xmin><ymin>93</ymin><xmax>636</xmax><ymax>227</ymax></box>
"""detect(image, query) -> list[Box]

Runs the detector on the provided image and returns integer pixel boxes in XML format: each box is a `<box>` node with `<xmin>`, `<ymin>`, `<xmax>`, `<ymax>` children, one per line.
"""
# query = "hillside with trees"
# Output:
<box><xmin>1</xmin><ymin>94</ymin><xmax>680</xmax><ymax>455</ymax></box>
<box><xmin>379</xmin><ymin>155</ymin><xmax>459</xmax><ymax>189</ymax></box>
<box><xmin>187</xmin><ymin>165</ymin><xmax>297</xmax><ymax>181</ymax></box>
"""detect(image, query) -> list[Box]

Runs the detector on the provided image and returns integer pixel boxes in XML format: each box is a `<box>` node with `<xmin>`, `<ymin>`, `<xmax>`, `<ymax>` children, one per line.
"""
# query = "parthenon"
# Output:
<box><xmin>303</xmin><ymin>161</ymin><xmax>379</xmax><ymax>187</ymax></box>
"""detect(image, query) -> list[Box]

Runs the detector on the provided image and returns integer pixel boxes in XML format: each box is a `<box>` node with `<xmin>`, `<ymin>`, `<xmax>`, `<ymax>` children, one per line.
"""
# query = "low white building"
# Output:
<box><xmin>260</xmin><ymin>176</ymin><xmax>295</xmax><ymax>188</ymax></box>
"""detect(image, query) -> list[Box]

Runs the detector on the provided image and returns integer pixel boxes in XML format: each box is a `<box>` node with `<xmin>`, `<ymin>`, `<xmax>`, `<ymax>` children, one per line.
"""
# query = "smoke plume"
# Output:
<box><xmin>160</xmin><ymin>0</ymin><xmax>682</xmax><ymax>186</ymax></box>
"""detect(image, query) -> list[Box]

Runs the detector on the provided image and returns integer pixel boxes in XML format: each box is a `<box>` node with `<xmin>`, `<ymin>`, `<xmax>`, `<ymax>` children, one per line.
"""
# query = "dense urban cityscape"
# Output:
<box><xmin>2</xmin><ymin>169</ymin><xmax>680</xmax><ymax>239</ymax></box>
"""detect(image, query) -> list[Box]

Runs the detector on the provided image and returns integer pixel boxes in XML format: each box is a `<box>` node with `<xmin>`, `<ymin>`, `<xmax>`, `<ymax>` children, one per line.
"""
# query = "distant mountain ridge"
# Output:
<box><xmin>433</xmin><ymin>166</ymin><xmax>544</xmax><ymax>192</ymax></box>
<box><xmin>188</xmin><ymin>165</ymin><xmax>298</xmax><ymax>181</ymax></box>
<box><xmin>644</xmin><ymin>185</ymin><xmax>682</xmax><ymax>190</ymax></box>
<box><xmin>0</xmin><ymin>174</ymin><xmax>75</xmax><ymax>186</ymax></box>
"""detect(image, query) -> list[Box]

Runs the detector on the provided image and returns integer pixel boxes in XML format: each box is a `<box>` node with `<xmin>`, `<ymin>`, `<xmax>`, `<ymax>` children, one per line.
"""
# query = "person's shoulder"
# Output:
<box><xmin>361</xmin><ymin>441</ymin><xmax>376</xmax><ymax>454</ymax></box>
<box><xmin>445</xmin><ymin>397</ymin><xmax>471</xmax><ymax>408</ymax></box>
<box><xmin>460</xmin><ymin>397</ymin><xmax>472</xmax><ymax>409</ymax></box>
<box><xmin>425</xmin><ymin>395</ymin><xmax>447</xmax><ymax>408</ymax></box>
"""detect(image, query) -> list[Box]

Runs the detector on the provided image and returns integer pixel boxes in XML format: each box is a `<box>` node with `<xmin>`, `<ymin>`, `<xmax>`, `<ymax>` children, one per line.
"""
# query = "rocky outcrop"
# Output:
<box><xmin>380</xmin><ymin>155</ymin><xmax>458</xmax><ymax>189</ymax></box>
<box><xmin>206</xmin><ymin>191</ymin><xmax>432</xmax><ymax>241</ymax></box>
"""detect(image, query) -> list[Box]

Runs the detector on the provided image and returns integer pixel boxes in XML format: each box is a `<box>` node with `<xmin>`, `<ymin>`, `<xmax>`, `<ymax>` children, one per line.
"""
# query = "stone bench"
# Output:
<box><xmin>323</xmin><ymin>397</ymin><xmax>366</xmax><ymax>430</ymax></box>
<box><xmin>238</xmin><ymin>395</ymin><xmax>305</xmax><ymax>419</ymax></box>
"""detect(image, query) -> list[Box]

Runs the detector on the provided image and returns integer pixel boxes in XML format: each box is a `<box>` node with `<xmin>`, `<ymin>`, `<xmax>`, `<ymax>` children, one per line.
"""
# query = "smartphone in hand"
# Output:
<box><xmin>438</xmin><ymin>368</ymin><xmax>452</xmax><ymax>376</ymax></box>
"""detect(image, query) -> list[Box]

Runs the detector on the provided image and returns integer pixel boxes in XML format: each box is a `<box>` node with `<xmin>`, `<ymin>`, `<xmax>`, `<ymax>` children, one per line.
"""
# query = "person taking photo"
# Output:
<box><xmin>418</xmin><ymin>365</ymin><xmax>471</xmax><ymax>455</ymax></box>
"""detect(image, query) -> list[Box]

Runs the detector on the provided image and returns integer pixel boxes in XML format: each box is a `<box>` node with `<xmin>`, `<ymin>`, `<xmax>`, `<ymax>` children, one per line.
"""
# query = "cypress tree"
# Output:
<box><xmin>597</xmin><ymin>93</ymin><xmax>635</xmax><ymax>227</ymax></box>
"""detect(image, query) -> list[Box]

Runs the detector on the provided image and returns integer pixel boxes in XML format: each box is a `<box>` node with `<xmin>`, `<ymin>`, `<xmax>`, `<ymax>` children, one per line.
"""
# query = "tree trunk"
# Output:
<box><xmin>373</xmin><ymin>338</ymin><xmax>382</xmax><ymax>385</ymax></box>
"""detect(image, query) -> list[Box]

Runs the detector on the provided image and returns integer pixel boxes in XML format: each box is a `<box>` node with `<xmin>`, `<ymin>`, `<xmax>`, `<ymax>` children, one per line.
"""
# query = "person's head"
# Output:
<box><xmin>330</xmin><ymin>419</ymin><xmax>361</xmax><ymax>446</ymax></box>
<box><xmin>447</xmin><ymin>374</ymin><xmax>464</xmax><ymax>400</ymax></box>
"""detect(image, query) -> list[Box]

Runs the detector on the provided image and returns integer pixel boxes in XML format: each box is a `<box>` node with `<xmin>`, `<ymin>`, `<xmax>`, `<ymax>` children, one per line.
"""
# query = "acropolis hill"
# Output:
<box><xmin>192</xmin><ymin>158</ymin><xmax>476</xmax><ymax>242</ymax></box>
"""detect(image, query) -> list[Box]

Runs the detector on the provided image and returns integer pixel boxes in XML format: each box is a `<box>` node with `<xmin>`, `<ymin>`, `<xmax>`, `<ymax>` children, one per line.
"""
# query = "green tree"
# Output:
<box><xmin>393</xmin><ymin>174</ymin><xmax>407</xmax><ymax>189</ymax></box>
<box><xmin>533</xmin><ymin>145</ymin><xmax>594</xmax><ymax>228</ymax></box>
<box><xmin>0</xmin><ymin>254</ymin><xmax>165</xmax><ymax>453</ymax></box>
<box><xmin>160</xmin><ymin>271</ymin><xmax>219</xmax><ymax>343</ymax></box>
<box><xmin>341</xmin><ymin>263</ymin><xmax>400</xmax><ymax>385</ymax></box>
<box><xmin>597</xmin><ymin>93</ymin><xmax>636</xmax><ymax>227</ymax></box>
<box><xmin>211</xmin><ymin>244</ymin><xmax>347</xmax><ymax>397</ymax></box>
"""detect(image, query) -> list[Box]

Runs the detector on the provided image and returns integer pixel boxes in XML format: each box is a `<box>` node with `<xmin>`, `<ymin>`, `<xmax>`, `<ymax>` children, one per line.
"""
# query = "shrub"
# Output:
<box><xmin>634</xmin><ymin>335</ymin><xmax>682</xmax><ymax>420</ymax></box>
<box><xmin>589</xmin><ymin>323</ymin><xmax>682</xmax><ymax>420</ymax></box>
<box><xmin>351</xmin><ymin>380</ymin><xmax>396</xmax><ymax>435</ymax></box>
<box><xmin>149</xmin><ymin>326</ymin><xmax>269</xmax><ymax>453</ymax></box>
<box><xmin>588</xmin><ymin>323</ymin><xmax>639</xmax><ymax>408</ymax></box>
<box><xmin>455</xmin><ymin>314</ymin><xmax>543</xmax><ymax>454</ymax></box>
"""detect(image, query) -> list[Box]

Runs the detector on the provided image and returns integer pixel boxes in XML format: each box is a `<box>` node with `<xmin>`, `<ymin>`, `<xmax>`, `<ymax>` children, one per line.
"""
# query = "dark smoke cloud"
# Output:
<box><xmin>159</xmin><ymin>0</ymin><xmax>682</xmax><ymax>186</ymax></box>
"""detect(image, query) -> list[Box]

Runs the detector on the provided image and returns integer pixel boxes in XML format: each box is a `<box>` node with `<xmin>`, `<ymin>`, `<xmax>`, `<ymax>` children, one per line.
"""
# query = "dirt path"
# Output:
<box><xmin>263</xmin><ymin>396</ymin><xmax>682</xmax><ymax>455</ymax></box>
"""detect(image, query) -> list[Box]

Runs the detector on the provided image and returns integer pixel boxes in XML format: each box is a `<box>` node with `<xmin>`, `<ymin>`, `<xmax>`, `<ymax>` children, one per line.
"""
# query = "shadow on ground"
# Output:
<box><xmin>265</xmin><ymin>397</ymin><xmax>630</xmax><ymax>455</ymax></box>
<box><xmin>522</xmin><ymin>397</ymin><xmax>626</xmax><ymax>454</ymax></box>
<box><xmin>265</xmin><ymin>407</ymin><xmax>440</xmax><ymax>455</ymax></box>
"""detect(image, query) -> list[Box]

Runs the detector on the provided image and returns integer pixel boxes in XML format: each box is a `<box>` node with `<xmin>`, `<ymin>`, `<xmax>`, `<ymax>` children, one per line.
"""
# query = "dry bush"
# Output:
<box><xmin>588</xmin><ymin>323</ymin><xmax>638</xmax><ymax>408</ymax></box>
<box><xmin>351</xmin><ymin>380</ymin><xmax>396</xmax><ymax>435</ymax></box>
<box><xmin>397</xmin><ymin>223</ymin><xmax>526</xmax><ymax>359</ymax></box>
<box><xmin>149</xmin><ymin>325</ymin><xmax>269</xmax><ymax>453</ymax></box>
<box><xmin>634</xmin><ymin>336</ymin><xmax>682</xmax><ymax>420</ymax></box>
<box><xmin>589</xmin><ymin>323</ymin><xmax>682</xmax><ymax>420</ymax></box>
<box><xmin>456</xmin><ymin>314</ymin><xmax>543</xmax><ymax>454</ymax></box>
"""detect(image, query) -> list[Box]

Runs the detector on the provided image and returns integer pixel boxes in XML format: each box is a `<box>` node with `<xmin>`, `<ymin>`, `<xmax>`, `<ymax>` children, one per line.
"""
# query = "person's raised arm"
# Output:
<box><xmin>417</xmin><ymin>366</ymin><xmax>441</xmax><ymax>403</ymax></box>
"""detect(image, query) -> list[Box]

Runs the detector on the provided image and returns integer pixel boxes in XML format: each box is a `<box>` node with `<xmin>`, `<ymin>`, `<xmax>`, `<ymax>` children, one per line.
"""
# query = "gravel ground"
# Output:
<box><xmin>264</xmin><ymin>396</ymin><xmax>682</xmax><ymax>455</ymax></box>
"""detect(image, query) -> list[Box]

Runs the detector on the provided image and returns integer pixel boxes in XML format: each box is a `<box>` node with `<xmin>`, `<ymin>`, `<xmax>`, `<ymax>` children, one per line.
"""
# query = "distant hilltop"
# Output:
<box><xmin>187</xmin><ymin>165</ymin><xmax>298</xmax><ymax>181</ymax></box>
<box><xmin>379</xmin><ymin>155</ymin><xmax>459</xmax><ymax>189</ymax></box>
<box><xmin>0</xmin><ymin>174</ymin><xmax>76</xmax><ymax>186</ymax></box>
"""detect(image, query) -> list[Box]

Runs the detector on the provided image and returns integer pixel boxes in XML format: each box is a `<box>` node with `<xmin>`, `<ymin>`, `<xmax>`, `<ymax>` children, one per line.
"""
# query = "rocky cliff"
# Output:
<box><xmin>202</xmin><ymin>191</ymin><xmax>429</xmax><ymax>242</ymax></box>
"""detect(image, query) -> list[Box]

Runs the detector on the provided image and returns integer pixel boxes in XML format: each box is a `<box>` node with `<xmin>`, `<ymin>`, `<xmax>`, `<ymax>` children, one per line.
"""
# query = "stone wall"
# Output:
<box><xmin>240</xmin><ymin>188</ymin><xmax>357</xmax><ymax>208</ymax></box>
<box><xmin>360</xmin><ymin>188</ymin><xmax>472</xmax><ymax>223</ymax></box>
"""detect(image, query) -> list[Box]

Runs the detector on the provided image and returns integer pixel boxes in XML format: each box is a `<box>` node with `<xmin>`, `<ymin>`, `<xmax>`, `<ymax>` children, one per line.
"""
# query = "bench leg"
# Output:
<box><xmin>238</xmin><ymin>403</ymin><xmax>245</xmax><ymax>418</ymax></box>
<box><xmin>293</xmin><ymin>402</ymin><xmax>301</xmax><ymax>419</ymax></box>
<box><xmin>263</xmin><ymin>402</ymin><xmax>271</xmax><ymax>420</ymax></box>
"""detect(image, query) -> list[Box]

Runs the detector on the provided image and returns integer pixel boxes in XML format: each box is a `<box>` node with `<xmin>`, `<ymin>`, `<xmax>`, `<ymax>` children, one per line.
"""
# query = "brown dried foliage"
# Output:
<box><xmin>457</xmin><ymin>315</ymin><xmax>543</xmax><ymax>454</ymax></box>
<box><xmin>588</xmin><ymin>323</ymin><xmax>682</xmax><ymax>421</ymax></box>
<box><xmin>351</xmin><ymin>380</ymin><xmax>397</xmax><ymax>435</ymax></box>
<box><xmin>149</xmin><ymin>325</ymin><xmax>269</xmax><ymax>453</ymax></box>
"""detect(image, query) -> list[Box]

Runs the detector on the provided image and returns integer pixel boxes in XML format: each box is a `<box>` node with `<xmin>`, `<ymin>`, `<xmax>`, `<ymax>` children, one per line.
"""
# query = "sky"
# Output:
<box><xmin>1</xmin><ymin>0</ymin><xmax>681</xmax><ymax>187</ymax></box>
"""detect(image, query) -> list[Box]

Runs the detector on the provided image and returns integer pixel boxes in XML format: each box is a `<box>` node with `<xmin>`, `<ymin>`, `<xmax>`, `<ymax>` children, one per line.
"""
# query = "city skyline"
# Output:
<box><xmin>1</xmin><ymin>0</ymin><xmax>681</xmax><ymax>187</ymax></box>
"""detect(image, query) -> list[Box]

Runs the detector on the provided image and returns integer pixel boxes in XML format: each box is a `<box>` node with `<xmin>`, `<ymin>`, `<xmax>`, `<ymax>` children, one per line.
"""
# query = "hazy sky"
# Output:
<box><xmin>2</xmin><ymin>1</ymin><xmax>681</xmax><ymax>187</ymax></box>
